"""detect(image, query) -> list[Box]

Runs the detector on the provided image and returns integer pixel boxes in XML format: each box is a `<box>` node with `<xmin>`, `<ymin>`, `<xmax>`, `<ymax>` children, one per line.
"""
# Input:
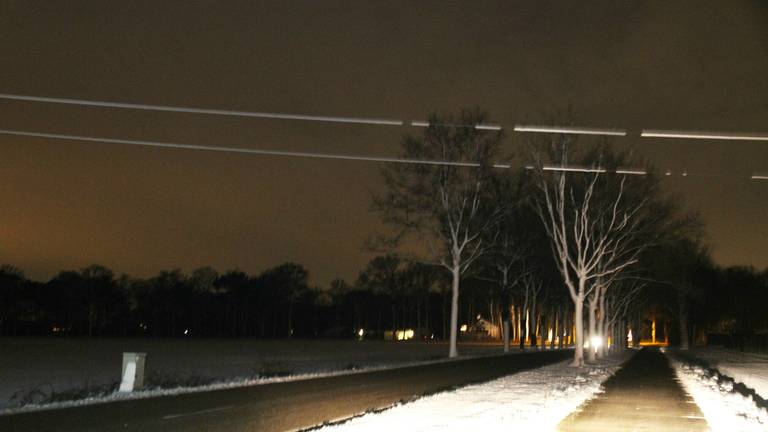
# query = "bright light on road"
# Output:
<box><xmin>591</xmin><ymin>336</ymin><xmax>603</xmax><ymax>350</ymax></box>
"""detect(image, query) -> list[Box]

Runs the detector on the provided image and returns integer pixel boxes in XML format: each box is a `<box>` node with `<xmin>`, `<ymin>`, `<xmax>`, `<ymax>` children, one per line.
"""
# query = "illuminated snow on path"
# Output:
<box><xmin>318</xmin><ymin>351</ymin><xmax>633</xmax><ymax>432</ymax></box>
<box><xmin>671</xmin><ymin>358</ymin><xmax>768</xmax><ymax>432</ymax></box>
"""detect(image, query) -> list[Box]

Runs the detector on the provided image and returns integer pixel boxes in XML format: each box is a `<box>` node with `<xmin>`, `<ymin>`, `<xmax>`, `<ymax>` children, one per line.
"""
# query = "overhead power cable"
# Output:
<box><xmin>0</xmin><ymin>93</ymin><xmax>404</xmax><ymax>127</ymax></box>
<box><xmin>0</xmin><ymin>128</ymin><xmax>661</xmax><ymax>176</ymax></box>
<box><xmin>4</xmin><ymin>93</ymin><xmax>767</xmax><ymax>141</ymax></box>
<box><xmin>514</xmin><ymin>125</ymin><xmax>627</xmax><ymax>136</ymax></box>
<box><xmin>0</xmin><ymin>128</ymin><xmax>509</xmax><ymax>168</ymax></box>
<box><xmin>0</xmin><ymin>94</ymin><xmax>766</xmax><ymax>180</ymax></box>
<box><xmin>641</xmin><ymin>129</ymin><xmax>768</xmax><ymax>141</ymax></box>
<box><xmin>410</xmin><ymin>120</ymin><xmax>503</xmax><ymax>131</ymax></box>
<box><xmin>542</xmin><ymin>165</ymin><xmax>608</xmax><ymax>173</ymax></box>
<box><xmin>1</xmin><ymin>127</ymin><xmax>762</xmax><ymax>179</ymax></box>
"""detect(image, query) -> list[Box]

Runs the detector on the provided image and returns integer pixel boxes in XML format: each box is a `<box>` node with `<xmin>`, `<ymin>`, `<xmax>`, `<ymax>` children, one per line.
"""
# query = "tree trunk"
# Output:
<box><xmin>587</xmin><ymin>297</ymin><xmax>598</xmax><ymax>363</ymax></box>
<box><xmin>519</xmin><ymin>306</ymin><xmax>526</xmax><ymax>351</ymax></box>
<box><xmin>679</xmin><ymin>302</ymin><xmax>690</xmax><ymax>350</ymax></box>
<box><xmin>377</xmin><ymin>304</ymin><xmax>382</xmax><ymax>334</ymax></box>
<box><xmin>449</xmin><ymin>266</ymin><xmax>460</xmax><ymax>358</ymax></box>
<box><xmin>503</xmin><ymin>319</ymin><xmax>510</xmax><ymax>353</ymax></box>
<box><xmin>573</xmin><ymin>297</ymin><xmax>585</xmax><ymax>367</ymax></box>
<box><xmin>416</xmin><ymin>297</ymin><xmax>421</xmax><ymax>336</ymax></box>
<box><xmin>530</xmin><ymin>300</ymin><xmax>538</xmax><ymax>348</ymax></box>
<box><xmin>550</xmin><ymin>310</ymin><xmax>557</xmax><ymax>350</ymax></box>
<box><xmin>489</xmin><ymin>299</ymin><xmax>495</xmax><ymax>327</ymax></box>
<box><xmin>402</xmin><ymin>300</ymin><xmax>407</xmax><ymax>333</ymax></box>
<box><xmin>513</xmin><ymin>305</ymin><xmax>519</xmax><ymax>346</ymax></box>
<box><xmin>271</xmin><ymin>307</ymin><xmax>277</xmax><ymax>338</ymax></box>
<box><xmin>597</xmin><ymin>291</ymin><xmax>607</xmax><ymax>358</ymax></box>
<box><xmin>391</xmin><ymin>304</ymin><xmax>397</xmax><ymax>341</ymax></box>
<box><xmin>442</xmin><ymin>292</ymin><xmax>448</xmax><ymax>341</ymax></box>
<box><xmin>559</xmin><ymin>308</ymin><xmax>566</xmax><ymax>349</ymax></box>
<box><xmin>618</xmin><ymin>319</ymin><xmax>625</xmax><ymax>351</ymax></box>
<box><xmin>287</xmin><ymin>303</ymin><xmax>293</xmax><ymax>338</ymax></box>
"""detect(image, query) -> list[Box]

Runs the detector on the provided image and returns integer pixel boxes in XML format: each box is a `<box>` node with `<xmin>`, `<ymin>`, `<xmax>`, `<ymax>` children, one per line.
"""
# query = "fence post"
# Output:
<box><xmin>119</xmin><ymin>352</ymin><xmax>147</xmax><ymax>392</ymax></box>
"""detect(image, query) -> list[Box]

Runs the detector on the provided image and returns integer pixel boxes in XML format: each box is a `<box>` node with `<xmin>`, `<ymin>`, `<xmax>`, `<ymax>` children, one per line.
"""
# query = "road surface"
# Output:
<box><xmin>558</xmin><ymin>348</ymin><xmax>707</xmax><ymax>432</ymax></box>
<box><xmin>0</xmin><ymin>349</ymin><xmax>571</xmax><ymax>432</ymax></box>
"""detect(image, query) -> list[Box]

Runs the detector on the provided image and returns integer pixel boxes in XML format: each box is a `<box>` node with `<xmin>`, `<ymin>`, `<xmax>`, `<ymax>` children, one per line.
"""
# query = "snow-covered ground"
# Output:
<box><xmin>670</xmin><ymin>354</ymin><xmax>768</xmax><ymax>432</ymax></box>
<box><xmin>0</xmin><ymin>337</ymin><xmax>504</xmax><ymax>412</ymax></box>
<box><xmin>315</xmin><ymin>350</ymin><xmax>634</xmax><ymax>432</ymax></box>
<box><xmin>687</xmin><ymin>347</ymin><xmax>768</xmax><ymax>400</ymax></box>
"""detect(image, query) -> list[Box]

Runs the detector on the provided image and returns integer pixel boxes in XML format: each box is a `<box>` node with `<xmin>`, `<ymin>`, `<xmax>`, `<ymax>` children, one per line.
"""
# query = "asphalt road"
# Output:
<box><xmin>0</xmin><ymin>349</ymin><xmax>571</xmax><ymax>432</ymax></box>
<box><xmin>557</xmin><ymin>348</ymin><xmax>708</xmax><ymax>432</ymax></box>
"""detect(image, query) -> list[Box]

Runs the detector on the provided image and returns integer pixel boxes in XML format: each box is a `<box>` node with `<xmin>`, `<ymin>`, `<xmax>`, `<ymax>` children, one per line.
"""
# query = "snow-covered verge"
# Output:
<box><xmin>669</xmin><ymin>355</ymin><xmax>768</xmax><ymax>432</ymax></box>
<box><xmin>314</xmin><ymin>350</ymin><xmax>634</xmax><ymax>432</ymax></box>
<box><xmin>687</xmin><ymin>347</ymin><xmax>768</xmax><ymax>400</ymax></box>
<box><xmin>0</xmin><ymin>338</ymin><xmax>506</xmax><ymax>414</ymax></box>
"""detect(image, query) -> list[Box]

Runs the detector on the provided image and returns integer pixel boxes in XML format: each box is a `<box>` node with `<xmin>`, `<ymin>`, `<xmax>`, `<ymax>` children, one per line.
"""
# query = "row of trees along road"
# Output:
<box><xmin>4</xmin><ymin>108</ymin><xmax>765</xmax><ymax>363</ymax></box>
<box><xmin>374</xmin><ymin>108</ymin><xmax>702</xmax><ymax>365</ymax></box>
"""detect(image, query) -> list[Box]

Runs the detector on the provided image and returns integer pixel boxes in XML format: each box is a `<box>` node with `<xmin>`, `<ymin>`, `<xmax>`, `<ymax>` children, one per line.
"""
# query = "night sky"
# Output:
<box><xmin>1</xmin><ymin>1</ymin><xmax>766</xmax><ymax>286</ymax></box>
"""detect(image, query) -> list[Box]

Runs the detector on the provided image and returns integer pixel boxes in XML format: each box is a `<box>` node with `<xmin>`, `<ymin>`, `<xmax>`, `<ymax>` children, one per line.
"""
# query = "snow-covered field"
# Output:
<box><xmin>687</xmin><ymin>347</ymin><xmax>768</xmax><ymax>400</ymax></box>
<box><xmin>0</xmin><ymin>337</ymin><xmax>504</xmax><ymax>412</ymax></box>
<box><xmin>670</xmin><ymin>354</ymin><xmax>768</xmax><ymax>432</ymax></box>
<box><xmin>315</xmin><ymin>350</ymin><xmax>634</xmax><ymax>432</ymax></box>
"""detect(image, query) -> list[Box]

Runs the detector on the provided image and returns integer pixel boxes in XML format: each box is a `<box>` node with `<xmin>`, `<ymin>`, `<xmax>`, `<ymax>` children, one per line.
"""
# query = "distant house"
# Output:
<box><xmin>460</xmin><ymin>316</ymin><xmax>500</xmax><ymax>340</ymax></box>
<box><xmin>383</xmin><ymin>328</ymin><xmax>431</xmax><ymax>341</ymax></box>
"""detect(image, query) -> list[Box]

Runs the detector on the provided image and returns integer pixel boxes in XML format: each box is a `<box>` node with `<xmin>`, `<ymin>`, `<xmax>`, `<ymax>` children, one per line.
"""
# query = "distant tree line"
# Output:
<box><xmin>0</xmin><ymin>263</ymin><xmax>316</xmax><ymax>338</ymax></box>
<box><xmin>1</xmin><ymin>258</ymin><xmax>765</xmax><ymax>346</ymax></box>
<box><xmin>0</xmin><ymin>261</ymin><xmax>490</xmax><ymax>339</ymax></box>
<box><xmin>645</xmin><ymin>258</ymin><xmax>768</xmax><ymax>352</ymax></box>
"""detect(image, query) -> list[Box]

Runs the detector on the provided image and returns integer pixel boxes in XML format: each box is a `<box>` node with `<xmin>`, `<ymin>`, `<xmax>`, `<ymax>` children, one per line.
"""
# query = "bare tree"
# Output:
<box><xmin>536</xmin><ymin>153</ymin><xmax>647</xmax><ymax>366</ymax></box>
<box><xmin>358</xmin><ymin>255</ymin><xmax>402</xmax><ymax>340</ymax></box>
<box><xmin>479</xmin><ymin>170</ymin><xmax>534</xmax><ymax>352</ymax></box>
<box><xmin>487</xmin><ymin>235</ymin><xmax>525</xmax><ymax>352</ymax></box>
<box><xmin>374</xmin><ymin>108</ymin><xmax>503</xmax><ymax>357</ymax></box>
<box><xmin>601</xmin><ymin>279</ymin><xmax>643</xmax><ymax>355</ymax></box>
<box><xmin>517</xmin><ymin>268</ymin><xmax>544</xmax><ymax>350</ymax></box>
<box><xmin>642</xmin><ymin>232</ymin><xmax>709</xmax><ymax>350</ymax></box>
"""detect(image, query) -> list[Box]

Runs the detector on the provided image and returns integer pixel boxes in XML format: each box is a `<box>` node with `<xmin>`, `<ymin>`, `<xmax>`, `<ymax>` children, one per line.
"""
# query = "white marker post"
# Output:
<box><xmin>119</xmin><ymin>352</ymin><xmax>147</xmax><ymax>392</ymax></box>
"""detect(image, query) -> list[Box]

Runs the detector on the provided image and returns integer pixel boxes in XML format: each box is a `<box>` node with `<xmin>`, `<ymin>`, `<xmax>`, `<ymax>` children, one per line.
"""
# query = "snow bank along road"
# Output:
<box><xmin>317</xmin><ymin>350</ymin><xmax>633</xmax><ymax>431</ymax></box>
<box><xmin>670</xmin><ymin>349</ymin><xmax>768</xmax><ymax>431</ymax></box>
<box><xmin>683</xmin><ymin>347</ymin><xmax>768</xmax><ymax>402</ymax></box>
<box><xmin>0</xmin><ymin>349</ymin><xmax>571</xmax><ymax>432</ymax></box>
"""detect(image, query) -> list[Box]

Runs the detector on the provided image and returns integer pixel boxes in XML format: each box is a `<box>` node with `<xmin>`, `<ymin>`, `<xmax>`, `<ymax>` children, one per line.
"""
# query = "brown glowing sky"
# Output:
<box><xmin>0</xmin><ymin>1</ymin><xmax>766</xmax><ymax>286</ymax></box>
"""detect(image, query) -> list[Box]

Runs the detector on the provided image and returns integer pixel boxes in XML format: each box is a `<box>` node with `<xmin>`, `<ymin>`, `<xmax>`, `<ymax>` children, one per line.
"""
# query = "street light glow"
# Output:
<box><xmin>591</xmin><ymin>336</ymin><xmax>603</xmax><ymax>350</ymax></box>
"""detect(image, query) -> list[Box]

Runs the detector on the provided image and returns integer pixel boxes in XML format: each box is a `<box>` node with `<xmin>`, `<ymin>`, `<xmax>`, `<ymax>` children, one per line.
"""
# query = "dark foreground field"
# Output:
<box><xmin>0</xmin><ymin>349</ymin><xmax>571</xmax><ymax>432</ymax></box>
